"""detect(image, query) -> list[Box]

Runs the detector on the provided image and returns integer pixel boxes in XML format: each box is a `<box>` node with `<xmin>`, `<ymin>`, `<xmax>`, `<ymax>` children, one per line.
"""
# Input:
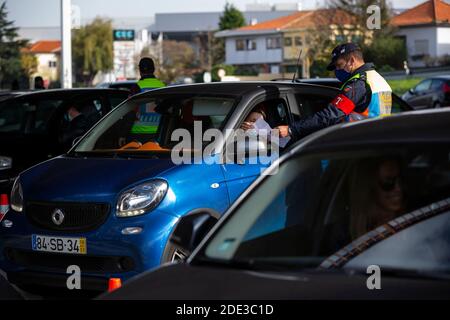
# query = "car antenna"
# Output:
<box><xmin>292</xmin><ymin>49</ymin><xmax>303</xmax><ymax>83</ymax></box>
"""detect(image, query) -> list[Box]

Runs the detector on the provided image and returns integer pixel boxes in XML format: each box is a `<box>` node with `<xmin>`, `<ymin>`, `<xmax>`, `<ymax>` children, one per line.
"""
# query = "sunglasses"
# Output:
<box><xmin>378</xmin><ymin>176</ymin><xmax>402</xmax><ymax>192</ymax></box>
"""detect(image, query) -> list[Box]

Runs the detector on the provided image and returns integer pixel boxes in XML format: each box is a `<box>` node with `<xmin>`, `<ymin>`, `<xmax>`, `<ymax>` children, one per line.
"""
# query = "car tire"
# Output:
<box><xmin>434</xmin><ymin>102</ymin><xmax>442</xmax><ymax>109</ymax></box>
<box><xmin>161</xmin><ymin>241</ymin><xmax>190</xmax><ymax>264</ymax></box>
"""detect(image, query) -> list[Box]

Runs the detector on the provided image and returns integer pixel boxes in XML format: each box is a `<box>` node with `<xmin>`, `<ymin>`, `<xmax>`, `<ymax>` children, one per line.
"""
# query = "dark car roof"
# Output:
<box><xmin>133</xmin><ymin>81</ymin><xmax>336</xmax><ymax>99</ymax></box>
<box><xmin>0</xmin><ymin>88</ymin><xmax>128</xmax><ymax>102</ymax></box>
<box><xmin>288</xmin><ymin>108</ymin><xmax>450</xmax><ymax>157</ymax></box>
<box><xmin>430</xmin><ymin>75</ymin><xmax>450</xmax><ymax>80</ymax></box>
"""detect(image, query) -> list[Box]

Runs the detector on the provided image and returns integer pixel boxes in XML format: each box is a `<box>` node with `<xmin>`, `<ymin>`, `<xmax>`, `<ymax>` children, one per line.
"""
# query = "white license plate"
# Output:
<box><xmin>32</xmin><ymin>235</ymin><xmax>87</xmax><ymax>255</ymax></box>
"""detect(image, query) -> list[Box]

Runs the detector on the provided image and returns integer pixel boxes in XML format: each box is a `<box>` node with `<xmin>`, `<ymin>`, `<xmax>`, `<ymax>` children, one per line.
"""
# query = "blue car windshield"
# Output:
<box><xmin>73</xmin><ymin>94</ymin><xmax>236</xmax><ymax>155</ymax></box>
<box><xmin>202</xmin><ymin>145</ymin><xmax>450</xmax><ymax>275</ymax></box>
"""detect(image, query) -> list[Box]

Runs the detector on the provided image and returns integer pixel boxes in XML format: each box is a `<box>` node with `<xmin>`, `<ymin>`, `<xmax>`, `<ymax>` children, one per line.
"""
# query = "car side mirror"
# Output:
<box><xmin>224</xmin><ymin>136</ymin><xmax>269</xmax><ymax>163</ymax></box>
<box><xmin>166</xmin><ymin>211</ymin><xmax>218</xmax><ymax>262</ymax></box>
<box><xmin>408</xmin><ymin>88</ymin><xmax>415</xmax><ymax>95</ymax></box>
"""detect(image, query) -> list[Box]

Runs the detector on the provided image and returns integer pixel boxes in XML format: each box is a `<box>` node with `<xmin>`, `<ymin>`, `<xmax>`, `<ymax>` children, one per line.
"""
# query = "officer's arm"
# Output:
<box><xmin>290</xmin><ymin>80</ymin><xmax>366</xmax><ymax>139</ymax></box>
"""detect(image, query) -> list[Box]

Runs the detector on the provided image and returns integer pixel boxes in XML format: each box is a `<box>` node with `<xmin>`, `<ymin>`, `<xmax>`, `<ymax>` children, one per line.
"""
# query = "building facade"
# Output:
<box><xmin>392</xmin><ymin>0</ymin><xmax>450</xmax><ymax>68</ymax></box>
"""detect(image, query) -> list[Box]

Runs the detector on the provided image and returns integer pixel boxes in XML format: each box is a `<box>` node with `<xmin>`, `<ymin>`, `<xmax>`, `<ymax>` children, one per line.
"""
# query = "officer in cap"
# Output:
<box><xmin>276</xmin><ymin>43</ymin><xmax>392</xmax><ymax>140</ymax></box>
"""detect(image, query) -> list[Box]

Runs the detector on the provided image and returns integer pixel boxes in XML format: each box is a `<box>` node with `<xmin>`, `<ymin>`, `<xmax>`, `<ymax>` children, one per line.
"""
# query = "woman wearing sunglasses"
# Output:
<box><xmin>349</xmin><ymin>157</ymin><xmax>406</xmax><ymax>240</ymax></box>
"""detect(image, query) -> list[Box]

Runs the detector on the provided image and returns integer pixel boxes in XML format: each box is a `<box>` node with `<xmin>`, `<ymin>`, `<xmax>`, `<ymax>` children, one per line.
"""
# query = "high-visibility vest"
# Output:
<box><xmin>340</xmin><ymin>70</ymin><xmax>392</xmax><ymax>122</ymax></box>
<box><xmin>137</xmin><ymin>78</ymin><xmax>166</xmax><ymax>92</ymax></box>
<box><xmin>132</xmin><ymin>78</ymin><xmax>165</xmax><ymax>134</ymax></box>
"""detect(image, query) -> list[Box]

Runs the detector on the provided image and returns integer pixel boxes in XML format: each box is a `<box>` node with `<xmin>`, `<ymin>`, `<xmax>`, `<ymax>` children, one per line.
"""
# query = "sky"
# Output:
<box><xmin>4</xmin><ymin>0</ymin><xmax>431</xmax><ymax>28</ymax></box>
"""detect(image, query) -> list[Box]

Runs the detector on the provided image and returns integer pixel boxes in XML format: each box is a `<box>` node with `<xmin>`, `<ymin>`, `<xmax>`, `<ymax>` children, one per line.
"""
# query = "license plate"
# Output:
<box><xmin>32</xmin><ymin>235</ymin><xmax>87</xmax><ymax>255</ymax></box>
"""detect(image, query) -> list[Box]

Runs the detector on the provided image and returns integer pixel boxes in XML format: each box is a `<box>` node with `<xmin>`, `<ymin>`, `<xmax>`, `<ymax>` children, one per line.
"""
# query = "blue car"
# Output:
<box><xmin>0</xmin><ymin>81</ymin><xmax>394</xmax><ymax>293</ymax></box>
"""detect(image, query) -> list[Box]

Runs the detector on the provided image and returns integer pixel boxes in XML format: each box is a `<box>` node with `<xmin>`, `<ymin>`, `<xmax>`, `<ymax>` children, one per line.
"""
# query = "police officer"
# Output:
<box><xmin>132</xmin><ymin>57</ymin><xmax>165</xmax><ymax>94</ymax></box>
<box><xmin>277</xmin><ymin>43</ymin><xmax>392</xmax><ymax>140</ymax></box>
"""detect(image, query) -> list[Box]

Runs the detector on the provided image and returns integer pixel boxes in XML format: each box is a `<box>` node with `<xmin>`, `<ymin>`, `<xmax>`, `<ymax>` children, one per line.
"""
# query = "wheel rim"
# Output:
<box><xmin>171</xmin><ymin>248</ymin><xmax>188</xmax><ymax>262</ymax></box>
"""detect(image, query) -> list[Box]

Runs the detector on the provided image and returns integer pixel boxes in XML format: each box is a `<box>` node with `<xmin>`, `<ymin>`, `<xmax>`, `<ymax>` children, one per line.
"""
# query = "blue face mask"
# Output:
<box><xmin>335</xmin><ymin>68</ymin><xmax>352</xmax><ymax>83</ymax></box>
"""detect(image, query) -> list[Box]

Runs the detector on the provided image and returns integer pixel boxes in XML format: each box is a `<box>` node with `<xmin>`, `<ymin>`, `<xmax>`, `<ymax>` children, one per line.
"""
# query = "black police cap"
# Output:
<box><xmin>327</xmin><ymin>43</ymin><xmax>361</xmax><ymax>71</ymax></box>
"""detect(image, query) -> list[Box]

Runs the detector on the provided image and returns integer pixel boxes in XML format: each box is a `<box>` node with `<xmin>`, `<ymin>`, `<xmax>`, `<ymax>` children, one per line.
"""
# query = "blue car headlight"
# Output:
<box><xmin>116</xmin><ymin>180</ymin><xmax>168</xmax><ymax>218</ymax></box>
<box><xmin>10</xmin><ymin>177</ymin><xmax>23</xmax><ymax>213</ymax></box>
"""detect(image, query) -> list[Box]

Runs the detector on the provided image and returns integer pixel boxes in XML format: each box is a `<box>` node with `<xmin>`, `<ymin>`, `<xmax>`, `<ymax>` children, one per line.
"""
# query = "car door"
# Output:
<box><xmin>221</xmin><ymin>94</ymin><xmax>293</xmax><ymax>204</ymax></box>
<box><xmin>408</xmin><ymin>79</ymin><xmax>432</xmax><ymax>109</ymax></box>
<box><xmin>430</xmin><ymin>79</ymin><xmax>444</xmax><ymax>108</ymax></box>
<box><xmin>50</xmin><ymin>93</ymin><xmax>109</xmax><ymax>155</ymax></box>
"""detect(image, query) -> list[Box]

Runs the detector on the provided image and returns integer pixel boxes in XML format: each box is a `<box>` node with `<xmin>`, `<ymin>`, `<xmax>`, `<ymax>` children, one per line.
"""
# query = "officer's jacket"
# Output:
<box><xmin>290</xmin><ymin>63</ymin><xmax>392</xmax><ymax>140</ymax></box>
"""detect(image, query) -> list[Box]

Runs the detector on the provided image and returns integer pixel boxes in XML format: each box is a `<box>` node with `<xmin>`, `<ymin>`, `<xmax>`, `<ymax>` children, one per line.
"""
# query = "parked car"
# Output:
<box><xmin>401</xmin><ymin>76</ymin><xmax>450</xmax><ymax>109</ymax></box>
<box><xmin>0</xmin><ymin>81</ymin><xmax>411</xmax><ymax>294</ymax></box>
<box><xmin>102</xmin><ymin>108</ymin><xmax>450</xmax><ymax>300</ymax></box>
<box><xmin>0</xmin><ymin>89</ymin><xmax>130</xmax><ymax>194</ymax></box>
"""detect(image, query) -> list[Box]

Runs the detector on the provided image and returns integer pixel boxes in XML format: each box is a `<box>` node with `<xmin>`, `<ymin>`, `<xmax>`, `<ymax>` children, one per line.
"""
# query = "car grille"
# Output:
<box><xmin>26</xmin><ymin>201</ymin><xmax>110</xmax><ymax>233</ymax></box>
<box><xmin>4</xmin><ymin>248</ymin><xmax>135</xmax><ymax>273</ymax></box>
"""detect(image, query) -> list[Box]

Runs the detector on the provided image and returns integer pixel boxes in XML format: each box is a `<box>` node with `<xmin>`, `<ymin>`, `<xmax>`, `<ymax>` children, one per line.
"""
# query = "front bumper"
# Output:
<box><xmin>0</xmin><ymin>209</ymin><xmax>179</xmax><ymax>289</ymax></box>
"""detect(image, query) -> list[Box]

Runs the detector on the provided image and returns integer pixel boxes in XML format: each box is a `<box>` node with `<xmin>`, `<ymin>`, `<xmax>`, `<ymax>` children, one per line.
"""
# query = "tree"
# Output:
<box><xmin>327</xmin><ymin>0</ymin><xmax>406</xmax><ymax>70</ymax></box>
<box><xmin>0</xmin><ymin>2</ymin><xmax>28</xmax><ymax>89</ymax></box>
<box><xmin>73</xmin><ymin>18</ymin><xmax>113</xmax><ymax>86</ymax></box>
<box><xmin>327</xmin><ymin>0</ymin><xmax>393</xmax><ymax>44</ymax></box>
<box><xmin>159</xmin><ymin>40</ymin><xmax>196</xmax><ymax>84</ymax></box>
<box><xmin>210</xmin><ymin>3</ymin><xmax>247</xmax><ymax>66</ymax></box>
<box><xmin>218</xmin><ymin>3</ymin><xmax>246</xmax><ymax>31</ymax></box>
<box><xmin>20</xmin><ymin>51</ymin><xmax>38</xmax><ymax>85</ymax></box>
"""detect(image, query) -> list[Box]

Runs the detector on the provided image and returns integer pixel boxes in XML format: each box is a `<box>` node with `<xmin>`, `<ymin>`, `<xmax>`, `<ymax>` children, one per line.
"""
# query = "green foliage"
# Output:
<box><xmin>219</xmin><ymin>3</ymin><xmax>246</xmax><ymax>31</ymax></box>
<box><xmin>213</xmin><ymin>3</ymin><xmax>246</xmax><ymax>65</ymax></box>
<box><xmin>362</xmin><ymin>35</ymin><xmax>407</xmax><ymax>70</ymax></box>
<box><xmin>73</xmin><ymin>18</ymin><xmax>113</xmax><ymax>85</ymax></box>
<box><xmin>211</xmin><ymin>64</ymin><xmax>235</xmax><ymax>82</ymax></box>
<box><xmin>387</xmin><ymin>77</ymin><xmax>423</xmax><ymax>96</ymax></box>
<box><xmin>0</xmin><ymin>2</ymin><xmax>29</xmax><ymax>88</ymax></box>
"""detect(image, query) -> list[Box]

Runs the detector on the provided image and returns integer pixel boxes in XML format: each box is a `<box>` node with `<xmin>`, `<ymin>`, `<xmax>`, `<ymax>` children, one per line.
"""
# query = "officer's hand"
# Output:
<box><xmin>240</xmin><ymin>122</ymin><xmax>254</xmax><ymax>131</ymax></box>
<box><xmin>275</xmin><ymin>125</ymin><xmax>290</xmax><ymax>138</ymax></box>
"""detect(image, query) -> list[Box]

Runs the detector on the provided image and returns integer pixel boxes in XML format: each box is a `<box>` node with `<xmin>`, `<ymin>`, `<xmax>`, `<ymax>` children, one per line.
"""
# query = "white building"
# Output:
<box><xmin>392</xmin><ymin>0</ymin><xmax>450</xmax><ymax>67</ymax></box>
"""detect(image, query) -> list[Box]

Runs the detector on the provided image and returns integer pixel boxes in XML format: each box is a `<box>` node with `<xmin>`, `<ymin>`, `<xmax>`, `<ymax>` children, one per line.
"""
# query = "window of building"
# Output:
<box><xmin>236</xmin><ymin>39</ymin><xmax>257</xmax><ymax>51</ymax></box>
<box><xmin>295</xmin><ymin>36</ymin><xmax>303</xmax><ymax>46</ymax></box>
<box><xmin>284</xmin><ymin>37</ymin><xmax>293</xmax><ymax>47</ymax></box>
<box><xmin>266</xmin><ymin>37</ymin><xmax>281</xmax><ymax>49</ymax></box>
<box><xmin>48</xmin><ymin>61</ymin><xmax>57</xmax><ymax>68</ymax></box>
<box><xmin>236</xmin><ymin>39</ymin><xmax>246</xmax><ymax>51</ymax></box>
<box><xmin>247</xmin><ymin>39</ymin><xmax>257</xmax><ymax>51</ymax></box>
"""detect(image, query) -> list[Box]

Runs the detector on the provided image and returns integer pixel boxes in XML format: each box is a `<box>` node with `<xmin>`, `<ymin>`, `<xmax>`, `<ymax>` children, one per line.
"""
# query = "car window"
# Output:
<box><xmin>392</xmin><ymin>94</ymin><xmax>409</xmax><ymax>113</ymax></box>
<box><xmin>0</xmin><ymin>100</ymin><xmax>28</xmax><ymax>133</ymax></box>
<box><xmin>431</xmin><ymin>80</ymin><xmax>443</xmax><ymax>91</ymax></box>
<box><xmin>415</xmin><ymin>79</ymin><xmax>432</xmax><ymax>92</ymax></box>
<box><xmin>342</xmin><ymin>210</ymin><xmax>450</xmax><ymax>273</ymax></box>
<box><xmin>203</xmin><ymin>145</ymin><xmax>450</xmax><ymax>275</ymax></box>
<box><xmin>108</xmin><ymin>93</ymin><xmax>129</xmax><ymax>109</ymax></box>
<box><xmin>295</xmin><ymin>94</ymin><xmax>332</xmax><ymax>117</ymax></box>
<box><xmin>74</xmin><ymin>94</ymin><xmax>237</xmax><ymax>154</ymax></box>
<box><xmin>31</xmin><ymin>99</ymin><xmax>63</xmax><ymax>133</ymax></box>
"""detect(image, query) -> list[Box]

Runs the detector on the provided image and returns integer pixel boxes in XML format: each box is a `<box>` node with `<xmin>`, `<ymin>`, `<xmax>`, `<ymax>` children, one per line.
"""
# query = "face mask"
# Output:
<box><xmin>334</xmin><ymin>60</ymin><xmax>353</xmax><ymax>83</ymax></box>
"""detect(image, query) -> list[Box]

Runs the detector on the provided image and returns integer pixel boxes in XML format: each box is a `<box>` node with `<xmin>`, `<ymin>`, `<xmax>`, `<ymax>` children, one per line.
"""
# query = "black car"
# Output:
<box><xmin>402</xmin><ymin>76</ymin><xmax>450</xmax><ymax>109</ymax></box>
<box><xmin>102</xmin><ymin>108</ymin><xmax>450</xmax><ymax>300</ymax></box>
<box><xmin>0</xmin><ymin>89</ymin><xmax>129</xmax><ymax>193</ymax></box>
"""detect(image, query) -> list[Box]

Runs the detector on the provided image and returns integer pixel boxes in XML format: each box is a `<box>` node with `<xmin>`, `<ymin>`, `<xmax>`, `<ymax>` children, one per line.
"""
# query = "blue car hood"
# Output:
<box><xmin>20</xmin><ymin>156</ymin><xmax>177</xmax><ymax>202</ymax></box>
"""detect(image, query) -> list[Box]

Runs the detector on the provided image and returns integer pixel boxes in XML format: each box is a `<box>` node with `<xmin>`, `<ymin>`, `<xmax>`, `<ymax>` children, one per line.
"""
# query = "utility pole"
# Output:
<box><xmin>61</xmin><ymin>0</ymin><xmax>72</xmax><ymax>88</ymax></box>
